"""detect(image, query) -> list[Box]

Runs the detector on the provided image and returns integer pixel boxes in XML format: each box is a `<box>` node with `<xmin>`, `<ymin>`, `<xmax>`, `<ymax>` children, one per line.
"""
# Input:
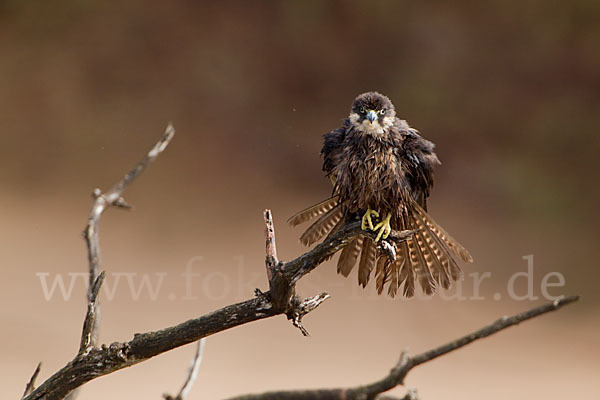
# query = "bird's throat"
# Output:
<box><xmin>349</xmin><ymin>113</ymin><xmax>394</xmax><ymax>136</ymax></box>
<box><xmin>359</xmin><ymin>120</ymin><xmax>385</xmax><ymax>135</ymax></box>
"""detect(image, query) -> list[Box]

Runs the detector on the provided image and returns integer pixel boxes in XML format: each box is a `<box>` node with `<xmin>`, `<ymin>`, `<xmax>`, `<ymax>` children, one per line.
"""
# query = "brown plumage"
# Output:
<box><xmin>288</xmin><ymin>92</ymin><xmax>472</xmax><ymax>297</ymax></box>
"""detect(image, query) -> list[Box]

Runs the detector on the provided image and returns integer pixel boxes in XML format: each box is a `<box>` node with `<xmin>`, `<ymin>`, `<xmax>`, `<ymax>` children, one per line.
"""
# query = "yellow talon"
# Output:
<box><xmin>361</xmin><ymin>208</ymin><xmax>379</xmax><ymax>230</ymax></box>
<box><xmin>373</xmin><ymin>212</ymin><xmax>392</xmax><ymax>242</ymax></box>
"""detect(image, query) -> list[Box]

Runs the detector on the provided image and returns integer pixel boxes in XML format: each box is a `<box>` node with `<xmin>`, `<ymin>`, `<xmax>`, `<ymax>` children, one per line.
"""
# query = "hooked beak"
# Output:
<box><xmin>366</xmin><ymin>110</ymin><xmax>378</xmax><ymax>123</ymax></box>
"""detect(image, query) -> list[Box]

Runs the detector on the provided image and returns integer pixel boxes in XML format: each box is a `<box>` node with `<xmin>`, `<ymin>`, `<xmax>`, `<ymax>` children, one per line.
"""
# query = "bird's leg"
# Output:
<box><xmin>361</xmin><ymin>208</ymin><xmax>379</xmax><ymax>231</ymax></box>
<box><xmin>373</xmin><ymin>212</ymin><xmax>392</xmax><ymax>242</ymax></box>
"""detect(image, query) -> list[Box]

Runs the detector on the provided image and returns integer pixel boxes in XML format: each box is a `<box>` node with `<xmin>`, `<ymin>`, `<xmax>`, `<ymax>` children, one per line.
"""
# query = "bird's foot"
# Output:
<box><xmin>361</xmin><ymin>208</ymin><xmax>379</xmax><ymax>231</ymax></box>
<box><xmin>373</xmin><ymin>212</ymin><xmax>392</xmax><ymax>242</ymax></box>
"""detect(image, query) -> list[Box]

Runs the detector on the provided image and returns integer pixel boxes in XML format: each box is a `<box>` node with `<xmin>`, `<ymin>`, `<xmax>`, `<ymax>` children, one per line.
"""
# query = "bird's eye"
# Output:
<box><xmin>359</xmin><ymin>107</ymin><xmax>365</xmax><ymax>114</ymax></box>
<box><xmin>380</xmin><ymin>109</ymin><xmax>386</xmax><ymax>115</ymax></box>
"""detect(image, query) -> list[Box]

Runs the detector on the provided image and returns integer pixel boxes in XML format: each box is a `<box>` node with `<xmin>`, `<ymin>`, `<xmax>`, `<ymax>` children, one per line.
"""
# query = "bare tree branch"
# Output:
<box><xmin>62</xmin><ymin>124</ymin><xmax>175</xmax><ymax>400</ymax></box>
<box><xmin>22</xmin><ymin>362</ymin><xmax>42</xmax><ymax>399</ymax></box>
<box><xmin>289</xmin><ymin>292</ymin><xmax>330</xmax><ymax>336</ymax></box>
<box><xmin>80</xmin><ymin>123</ymin><xmax>175</xmax><ymax>351</ymax></box>
<box><xmin>224</xmin><ymin>295</ymin><xmax>579</xmax><ymax>400</ymax></box>
<box><xmin>78</xmin><ymin>271</ymin><xmax>105</xmax><ymax>352</ymax></box>
<box><xmin>23</xmin><ymin>125</ymin><xmax>176</xmax><ymax>400</ymax></box>
<box><xmin>163</xmin><ymin>339</ymin><xmax>206</xmax><ymax>400</ymax></box>
<box><xmin>264</xmin><ymin>209</ymin><xmax>278</xmax><ymax>281</ymax></box>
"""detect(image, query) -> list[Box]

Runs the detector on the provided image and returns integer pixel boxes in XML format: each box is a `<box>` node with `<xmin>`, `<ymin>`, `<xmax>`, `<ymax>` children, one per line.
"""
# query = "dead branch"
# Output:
<box><xmin>163</xmin><ymin>339</ymin><xmax>206</xmax><ymax>400</ymax></box>
<box><xmin>22</xmin><ymin>362</ymin><xmax>42</xmax><ymax>399</ymax></box>
<box><xmin>60</xmin><ymin>125</ymin><xmax>175</xmax><ymax>400</ymax></box>
<box><xmin>80</xmin><ymin>122</ymin><xmax>175</xmax><ymax>352</ymax></box>
<box><xmin>224</xmin><ymin>295</ymin><xmax>579</xmax><ymax>400</ymax></box>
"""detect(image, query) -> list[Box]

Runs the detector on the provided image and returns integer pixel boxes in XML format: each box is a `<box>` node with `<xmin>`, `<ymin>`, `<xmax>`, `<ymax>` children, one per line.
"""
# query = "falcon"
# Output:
<box><xmin>288</xmin><ymin>92</ymin><xmax>473</xmax><ymax>297</ymax></box>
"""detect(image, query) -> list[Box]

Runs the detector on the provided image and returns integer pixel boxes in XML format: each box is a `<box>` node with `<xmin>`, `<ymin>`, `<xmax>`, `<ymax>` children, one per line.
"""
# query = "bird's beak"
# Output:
<box><xmin>366</xmin><ymin>110</ymin><xmax>377</xmax><ymax>123</ymax></box>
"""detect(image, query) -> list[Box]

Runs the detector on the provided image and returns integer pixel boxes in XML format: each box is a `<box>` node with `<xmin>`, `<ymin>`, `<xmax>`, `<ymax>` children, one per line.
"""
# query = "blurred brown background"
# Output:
<box><xmin>1</xmin><ymin>1</ymin><xmax>598</xmax><ymax>398</ymax></box>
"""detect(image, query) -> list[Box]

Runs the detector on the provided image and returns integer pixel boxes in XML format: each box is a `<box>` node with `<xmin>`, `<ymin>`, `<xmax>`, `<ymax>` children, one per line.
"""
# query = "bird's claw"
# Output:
<box><xmin>373</xmin><ymin>213</ymin><xmax>392</xmax><ymax>242</ymax></box>
<box><xmin>361</xmin><ymin>208</ymin><xmax>379</xmax><ymax>230</ymax></box>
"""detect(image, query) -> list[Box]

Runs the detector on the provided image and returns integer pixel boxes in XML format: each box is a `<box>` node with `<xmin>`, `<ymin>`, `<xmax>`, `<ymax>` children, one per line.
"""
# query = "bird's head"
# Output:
<box><xmin>349</xmin><ymin>92</ymin><xmax>396</xmax><ymax>136</ymax></box>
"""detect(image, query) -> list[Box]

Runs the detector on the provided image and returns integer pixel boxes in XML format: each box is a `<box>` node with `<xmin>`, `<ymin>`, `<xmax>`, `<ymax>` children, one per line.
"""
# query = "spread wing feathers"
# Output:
<box><xmin>397</xmin><ymin>242</ymin><xmax>415</xmax><ymax>297</ymax></box>
<box><xmin>374</xmin><ymin>235</ymin><xmax>416</xmax><ymax>297</ymax></box>
<box><xmin>412</xmin><ymin>203</ymin><xmax>473</xmax><ymax>263</ymax></box>
<box><xmin>287</xmin><ymin>196</ymin><xmax>339</xmax><ymax>227</ymax></box>
<box><xmin>410</xmin><ymin>218</ymin><xmax>452</xmax><ymax>289</ymax></box>
<box><xmin>288</xmin><ymin>197</ymin><xmax>471</xmax><ymax>298</ymax></box>
<box><xmin>406</xmin><ymin>213</ymin><xmax>452</xmax><ymax>290</ymax></box>
<box><xmin>321</xmin><ymin>217</ymin><xmax>346</xmax><ymax>263</ymax></box>
<box><xmin>375</xmin><ymin>203</ymin><xmax>472</xmax><ymax>297</ymax></box>
<box><xmin>337</xmin><ymin>236</ymin><xmax>364</xmax><ymax>277</ymax></box>
<box><xmin>325</xmin><ymin>216</ymin><xmax>345</xmax><ymax>241</ymax></box>
<box><xmin>406</xmin><ymin>228</ymin><xmax>436</xmax><ymax>295</ymax></box>
<box><xmin>299</xmin><ymin>205</ymin><xmax>343</xmax><ymax>246</ymax></box>
<box><xmin>358</xmin><ymin>237</ymin><xmax>377</xmax><ymax>287</ymax></box>
<box><xmin>375</xmin><ymin>256</ymin><xmax>389</xmax><ymax>294</ymax></box>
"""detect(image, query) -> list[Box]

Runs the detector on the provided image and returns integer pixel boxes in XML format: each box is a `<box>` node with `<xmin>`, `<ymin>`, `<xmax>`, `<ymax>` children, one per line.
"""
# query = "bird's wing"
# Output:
<box><xmin>321</xmin><ymin>124</ymin><xmax>347</xmax><ymax>183</ymax></box>
<box><xmin>287</xmin><ymin>124</ymin><xmax>347</xmax><ymax>246</ymax></box>
<box><xmin>397</xmin><ymin>123</ymin><xmax>440</xmax><ymax>211</ymax></box>
<box><xmin>287</xmin><ymin>196</ymin><xmax>339</xmax><ymax>227</ymax></box>
<box><xmin>299</xmin><ymin>204</ymin><xmax>343</xmax><ymax>246</ymax></box>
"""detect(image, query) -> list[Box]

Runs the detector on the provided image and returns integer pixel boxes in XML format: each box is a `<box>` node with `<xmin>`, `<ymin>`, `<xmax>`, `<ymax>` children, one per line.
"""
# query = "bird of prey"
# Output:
<box><xmin>288</xmin><ymin>92</ymin><xmax>472</xmax><ymax>297</ymax></box>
